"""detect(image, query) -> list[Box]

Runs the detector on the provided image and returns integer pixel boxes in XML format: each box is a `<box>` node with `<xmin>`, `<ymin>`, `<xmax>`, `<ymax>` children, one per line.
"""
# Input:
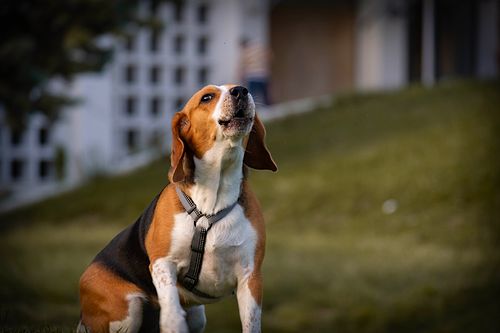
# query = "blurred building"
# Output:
<box><xmin>0</xmin><ymin>0</ymin><xmax>269</xmax><ymax>207</ymax></box>
<box><xmin>1</xmin><ymin>0</ymin><xmax>498</xmax><ymax>207</ymax></box>
<box><xmin>270</xmin><ymin>0</ymin><xmax>499</xmax><ymax>102</ymax></box>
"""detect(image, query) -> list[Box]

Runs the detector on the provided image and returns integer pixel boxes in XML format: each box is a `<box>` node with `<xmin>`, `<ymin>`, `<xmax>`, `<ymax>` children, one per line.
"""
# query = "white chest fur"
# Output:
<box><xmin>168</xmin><ymin>204</ymin><xmax>257</xmax><ymax>303</ymax></box>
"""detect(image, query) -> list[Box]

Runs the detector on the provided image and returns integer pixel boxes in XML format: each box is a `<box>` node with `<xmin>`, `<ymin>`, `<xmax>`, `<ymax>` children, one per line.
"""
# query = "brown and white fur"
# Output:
<box><xmin>78</xmin><ymin>84</ymin><xmax>277</xmax><ymax>333</ymax></box>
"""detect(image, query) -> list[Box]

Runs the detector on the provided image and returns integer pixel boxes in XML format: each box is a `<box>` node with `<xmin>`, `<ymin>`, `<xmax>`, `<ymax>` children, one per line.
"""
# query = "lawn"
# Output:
<box><xmin>0</xmin><ymin>80</ymin><xmax>499</xmax><ymax>332</ymax></box>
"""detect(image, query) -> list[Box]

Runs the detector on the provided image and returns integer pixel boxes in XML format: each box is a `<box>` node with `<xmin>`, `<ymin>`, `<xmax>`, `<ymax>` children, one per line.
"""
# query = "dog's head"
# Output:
<box><xmin>169</xmin><ymin>84</ymin><xmax>277</xmax><ymax>183</ymax></box>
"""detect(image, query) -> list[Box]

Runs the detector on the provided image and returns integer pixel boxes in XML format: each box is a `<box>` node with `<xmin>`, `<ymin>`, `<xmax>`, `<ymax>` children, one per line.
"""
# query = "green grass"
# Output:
<box><xmin>1</xmin><ymin>80</ymin><xmax>499</xmax><ymax>332</ymax></box>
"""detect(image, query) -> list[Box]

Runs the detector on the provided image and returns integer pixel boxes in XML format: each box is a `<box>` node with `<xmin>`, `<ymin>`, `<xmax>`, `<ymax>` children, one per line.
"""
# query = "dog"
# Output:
<box><xmin>78</xmin><ymin>84</ymin><xmax>277</xmax><ymax>333</ymax></box>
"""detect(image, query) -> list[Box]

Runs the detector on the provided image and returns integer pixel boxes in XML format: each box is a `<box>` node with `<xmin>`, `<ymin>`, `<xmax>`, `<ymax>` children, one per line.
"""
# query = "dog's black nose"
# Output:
<box><xmin>229</xmin><ymin>86</ymin><xmax>249</xmax><ymax>100</ymax></box>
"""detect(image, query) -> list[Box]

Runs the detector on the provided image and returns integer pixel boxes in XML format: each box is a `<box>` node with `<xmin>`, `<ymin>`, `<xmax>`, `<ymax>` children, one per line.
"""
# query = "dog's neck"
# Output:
<box><xmin>188</xmin><ymin>139</ymin><xmax>244</xmax><ymax>215</ymax></box>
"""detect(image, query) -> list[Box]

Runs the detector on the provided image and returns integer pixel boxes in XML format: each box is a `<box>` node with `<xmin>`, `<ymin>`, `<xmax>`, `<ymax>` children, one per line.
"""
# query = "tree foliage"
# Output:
<box><xmin>0</xmin><ymin>0</ymin><xmax>167</xmax><ymax>130</ymax></box>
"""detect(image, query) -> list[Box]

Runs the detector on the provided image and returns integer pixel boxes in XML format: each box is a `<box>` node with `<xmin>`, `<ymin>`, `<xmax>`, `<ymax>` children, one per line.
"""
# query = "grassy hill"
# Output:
<box><xmin>1</xmin><ymin>80</ymin><xmax>499</xmax><ymax>332</ymax></box>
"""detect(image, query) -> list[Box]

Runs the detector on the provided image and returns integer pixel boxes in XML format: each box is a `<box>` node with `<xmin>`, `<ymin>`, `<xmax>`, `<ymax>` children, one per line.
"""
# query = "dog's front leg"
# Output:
<box><xmin>151</xmin><ymin>258</ymin><xmax>189</xmax><ymax>333</ymax></box>
<box><xmin>236</xmin><ymin>272</ymin><xmax>263</xmax><ymax>333</ymax></box>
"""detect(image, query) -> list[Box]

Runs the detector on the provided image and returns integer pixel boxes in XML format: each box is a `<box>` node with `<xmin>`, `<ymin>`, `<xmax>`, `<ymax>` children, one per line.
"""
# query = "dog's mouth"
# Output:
<box><xmin>218</xmin><ymin>110</ymin><xmax>253</xmax><ymax>134</ymax></box>
<box><xmin>218</xmin><ymin>116</ymin><xmax>252</xmax><ymax>127</ymax></box>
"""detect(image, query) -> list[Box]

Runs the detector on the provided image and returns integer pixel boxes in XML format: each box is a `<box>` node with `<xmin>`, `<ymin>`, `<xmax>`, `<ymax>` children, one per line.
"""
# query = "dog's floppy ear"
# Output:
<box><xmin>169</xmin><ymin>112</ymin><xmax>189</xmax><ymax>183</ymax></box>
<box><xmin>244</xmin><ymin>114</ymin><xmax>278</xmax><ymax>172</ymax></box>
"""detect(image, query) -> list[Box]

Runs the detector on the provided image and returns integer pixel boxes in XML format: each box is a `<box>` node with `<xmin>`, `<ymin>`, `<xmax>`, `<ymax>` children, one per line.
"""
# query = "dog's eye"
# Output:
<box><xmin>200</xmin><ymin>94</ymin><xmax>214</xmax><ymax>103</ymax></box>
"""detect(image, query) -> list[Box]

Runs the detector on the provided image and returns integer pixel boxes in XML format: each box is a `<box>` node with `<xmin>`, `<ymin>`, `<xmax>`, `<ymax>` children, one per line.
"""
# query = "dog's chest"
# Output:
<box><xmin>169</xmin><ymin>205</ymin><xmax>256</xmax><ymax>300</ymax></box>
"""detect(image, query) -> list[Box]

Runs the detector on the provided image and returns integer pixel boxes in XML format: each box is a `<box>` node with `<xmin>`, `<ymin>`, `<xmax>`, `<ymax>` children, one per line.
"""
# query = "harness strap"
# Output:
<box><xmin>175</xmin><ymin>186</ymin><xmax>237</xmax><ymax>299</ymax></box>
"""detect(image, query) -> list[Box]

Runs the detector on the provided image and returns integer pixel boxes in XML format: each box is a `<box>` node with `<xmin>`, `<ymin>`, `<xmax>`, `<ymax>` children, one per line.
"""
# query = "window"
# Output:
<box><xmin>197</xmin><ymin>36</ymin><xmax>208</xmax><ymax>55</ymax></box>
<box><xmin>125</xmin><ymin>96</ymin><xmax>137</xmax><ymax>115</ymax></box>
<box><xmin>150</xmin><ymin>0</ymin><xmax>160</xmax><ymax>15</ymax></box>
<box><xmin>174</xmin><ymin>35</ymin><xmax>184</xmax><ymax>54</ymax></box>
<box><xmin>124</xmin><ymin>64</ymin><xmax>136</xmax><ymax>83</ymax></box>
<box><xmin>39</xmin><ymin>127</ymin><xmax>49</xmax><ymax>146</ymax></box>
<box><xmin>174</xmin><ymin>66</ymin><xmax>185</xmax><ymax>85</ymax></box>
<box><xmin>175</xmin><ymin>97</ymin><xmax>185</xmax><ymax>111</ymax></box>
<box><xmin>174</xmin><ymin>2</ymin><xmax>184</xmax><ymax>22</ymax></box>
<box><xmin>38</xmin><ymin>160</ymin><xmax>51</xmax><ymax>179</ymax></box>
<box><xmin>198</xmin><ymin>67</ymin><xmax>208</xmax><ymax>86</ymax></box>
<box><xmin>126</xmin><ymin>129</ymin><xmax>139</xmax><ymax>152</ymax></box>
<box><xmin>125</xmin><ymin>34</ymin><xmax>135</xmax><ymax>52</ymax></box>
<box><xmin>197</xmin><ymin>4</ymin><xmax>209</xmax><ymax>24</ymax></box>
<box><xmin>150</xmin><ymin>65</ymin><xmax>162</xmax><ymax>84</ymax></box>
<box><xmin>11</xmin><ymin>129</ymin><xmax>23</xmax><ymax>146</ymax></box>
<box><xmin>150</xmin><ymin>29</ymin><xmax>161</xmax><ymax>52</ymax></box>
<box><xmin>10</xmin><ymin>159</ymin><xmax>24</xmax><ymax>180</ymax></box>
<box><xmin>150</xmin><ymin>97</ymin><xmax>162</xmax><ymax>116</ymax></box>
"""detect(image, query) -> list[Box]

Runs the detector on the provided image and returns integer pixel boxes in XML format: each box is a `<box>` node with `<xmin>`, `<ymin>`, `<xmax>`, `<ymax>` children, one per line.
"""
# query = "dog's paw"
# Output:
<box><xmin>160</xmin><ymin>309</ymin><xmax>189</xmax><ymax>333</ymax></box>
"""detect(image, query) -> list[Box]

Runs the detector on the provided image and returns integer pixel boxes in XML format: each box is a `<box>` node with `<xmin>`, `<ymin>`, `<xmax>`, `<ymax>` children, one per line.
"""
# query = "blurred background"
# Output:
<box><xmin>0</xmin><ymin>0</ymin><xmax>499</xmax><ymax>332</ymax></box>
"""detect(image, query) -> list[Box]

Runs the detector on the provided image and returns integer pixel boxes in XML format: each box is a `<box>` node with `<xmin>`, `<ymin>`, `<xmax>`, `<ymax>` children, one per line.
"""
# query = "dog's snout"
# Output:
<box><xmin>229</xmin><ymin>86</ymin><xmax>249</xmax><ymax>100</ymax></box>
<box><xmin>235</xmin><ymin>108</ymin><xmax>245</xmax><ymax>118</ymax></box>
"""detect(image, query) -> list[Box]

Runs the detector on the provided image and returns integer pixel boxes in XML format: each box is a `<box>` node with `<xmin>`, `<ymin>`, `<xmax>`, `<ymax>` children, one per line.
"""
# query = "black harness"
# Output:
<box><xmin>175</xmin><ymin>186</ymin><xmax>238</xmax><ymax>299</ymax></box>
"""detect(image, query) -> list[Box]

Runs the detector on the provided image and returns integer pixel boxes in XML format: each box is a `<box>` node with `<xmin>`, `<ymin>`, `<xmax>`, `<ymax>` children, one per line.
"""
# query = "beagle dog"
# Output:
<box><xmin>78</xmin><ymin>85</ymin><xmax>277</xmax><ymax>333</ymax></box>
